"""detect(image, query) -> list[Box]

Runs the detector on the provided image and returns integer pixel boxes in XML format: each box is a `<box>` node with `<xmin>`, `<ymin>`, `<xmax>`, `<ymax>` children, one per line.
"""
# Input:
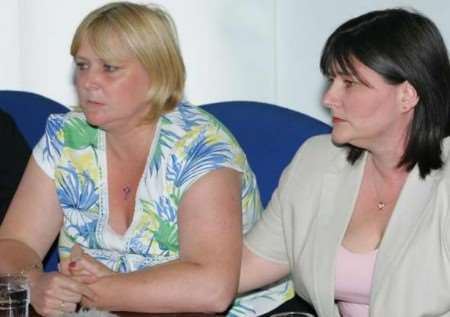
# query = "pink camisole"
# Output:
<box><xmin>335</xmin><ymin>245</ymin><xmax>378</xmax><ymax>317</ymax></box>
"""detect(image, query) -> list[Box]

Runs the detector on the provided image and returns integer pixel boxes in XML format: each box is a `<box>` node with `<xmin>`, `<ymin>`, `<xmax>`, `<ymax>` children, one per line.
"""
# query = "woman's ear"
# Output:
<box><xmin>399</xmin><ymin>81</ymin><xmax>419</xmax><ymax>112</ymax></box>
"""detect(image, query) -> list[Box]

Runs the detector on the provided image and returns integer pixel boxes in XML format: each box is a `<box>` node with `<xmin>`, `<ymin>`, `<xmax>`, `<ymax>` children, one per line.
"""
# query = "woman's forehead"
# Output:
<box><xmin>331</xmin><ymin>58</ymin><xmax>377</xmax><ymax>86</ymax></box>
<box><xmin>80</xmin><ymin>32</ymin><xmax>134</xmax><ymax>62</ymax></box>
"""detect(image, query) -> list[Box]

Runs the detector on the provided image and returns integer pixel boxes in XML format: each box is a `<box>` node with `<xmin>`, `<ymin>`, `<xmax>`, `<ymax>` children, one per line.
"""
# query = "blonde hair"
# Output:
<box><xmin>71</xmin><ymin>1</ymin><xmax>186</xmax><ymax>121</ymax></box>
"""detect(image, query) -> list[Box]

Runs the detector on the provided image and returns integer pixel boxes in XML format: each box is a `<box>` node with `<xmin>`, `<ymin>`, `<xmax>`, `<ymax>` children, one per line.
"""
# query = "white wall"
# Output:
<box><xmin>1</xmin><ymin>0</ymin><xmax>450</xmax><ymax>124</ymax></box>
<box><xmin>276</xmin><ymin>0</ymin><xmax>450</xmax><ymax>122</ymax></box>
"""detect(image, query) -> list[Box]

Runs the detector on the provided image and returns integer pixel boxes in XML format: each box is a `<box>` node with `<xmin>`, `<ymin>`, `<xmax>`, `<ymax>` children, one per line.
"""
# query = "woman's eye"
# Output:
<box><xmin>75</xmin><ymin>61</ymin><xmax>88</xmax><ymax>70</ymax></box>
<box><xmin>103</xmin><ymin>64</ymin><xmax>119</xmax><ymax>72</ymax></box>
<box><xmin>343</xmin><ymin>79</ymin><xmax>356</xmax><ymax>87</ymax></box>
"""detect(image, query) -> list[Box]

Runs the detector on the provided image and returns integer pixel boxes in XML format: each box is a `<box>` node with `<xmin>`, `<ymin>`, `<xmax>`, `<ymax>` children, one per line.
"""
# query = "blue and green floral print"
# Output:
<box><xmin>33</xmin><ymin>102</ymin><xmax>293</xmax><ymax>316</ymax></box>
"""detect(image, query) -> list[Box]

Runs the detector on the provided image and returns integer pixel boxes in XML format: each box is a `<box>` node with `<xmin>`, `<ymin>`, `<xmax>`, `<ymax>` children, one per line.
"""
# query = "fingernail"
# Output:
<box><xmin>69</xmin><ymin>261</ymin><xmax>76</xmax><ymax>268</ymax></box>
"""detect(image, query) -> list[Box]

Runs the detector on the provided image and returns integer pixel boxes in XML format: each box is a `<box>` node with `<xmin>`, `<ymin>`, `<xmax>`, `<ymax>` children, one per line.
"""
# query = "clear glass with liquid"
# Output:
<box><xmin>271</xmin><ymin>313</ymin><xmax>315</xmax><ymax>317</ymax></box>
<box><xmin>0</xmin><ymin>274</ymin><xmax>29</xmax><ymax>317</ymax></box>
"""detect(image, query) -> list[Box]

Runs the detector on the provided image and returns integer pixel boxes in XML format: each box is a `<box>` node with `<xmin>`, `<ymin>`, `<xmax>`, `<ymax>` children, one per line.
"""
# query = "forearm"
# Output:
<box><xmin>238</xmin><ymin>245</ymin><xmax>289</xmax><ymax>294</ymax></box>
<box><xmin>89</xmin><ymin>259</ymin><xmax>238</xmax><ymax>313</ymax></box>
<box><xmin>0</xmin><ymin>239</ymin><xmax>43</xmax><ymax>274</ymax></box>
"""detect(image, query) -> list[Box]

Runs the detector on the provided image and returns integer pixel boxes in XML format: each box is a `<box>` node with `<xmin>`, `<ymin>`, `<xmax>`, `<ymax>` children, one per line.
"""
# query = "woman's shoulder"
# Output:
<box><xmin>46</xmin><ymin>111</ymin><xmax>85</xmax><ymax>126</ymax></box>
<box><xmin>162</xmin><ymin>102</ymin><xmax>238</xmax><ymax>145</ymax></box>
<box><xmin>297</xmin><ymin>134</ymin><xmax>344</xmax><ymax>157</ymax></box>
<box><xmin>439</xmin><ymin>136</ymin><xmax>450</xmax><ymax>176</ymax></box>
<box><xmin>164</xmin><ymin>102</ymin><xmax>220</xmax><ymax>129</ymax></box>
<box><xmin>288</xmin><ymin>134</ymin><xmax>347</xmax><ymax>172</ymax></box>
<box><xmin>44</xmin><ymin>111</ymin><xmax>97</xmax><ymax>143</ymax></box>
<box><xmin>159</xmin><ymin>102</ymin><xmax>249</xmax><ymax>169</ymax></box>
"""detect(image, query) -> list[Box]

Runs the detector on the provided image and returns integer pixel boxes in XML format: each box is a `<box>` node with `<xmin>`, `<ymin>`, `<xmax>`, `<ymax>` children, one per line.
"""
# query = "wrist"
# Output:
<box><xmin>20</xmin><ymin>263</ymin><xmax>43</xmax><ymax>285</ymax></box>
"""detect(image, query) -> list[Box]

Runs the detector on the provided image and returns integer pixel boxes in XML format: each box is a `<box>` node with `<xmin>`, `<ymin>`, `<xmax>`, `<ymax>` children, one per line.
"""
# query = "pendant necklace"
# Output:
<box><xmin>376</xmin><ymin>200</ymin><xmax>386</xmax><ymax>211</ymax></box>
<box><xmin>371</xmin><ymin>177</ymin><xmax>397</xmax><ymax>211</ymax></box>
<box><xmin>370</xmin><ymin>165</ymin><xmax>390</xmax><ymax>211</ymax></box>
<box><xmin>122</xmin><ymin>185</ymin><xmax>132</xmax><ymax>201</ymax></box>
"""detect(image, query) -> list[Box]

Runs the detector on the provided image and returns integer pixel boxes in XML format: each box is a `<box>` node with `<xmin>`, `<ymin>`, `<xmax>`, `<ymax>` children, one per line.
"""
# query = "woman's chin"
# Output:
<box><xmin>83</xmin><ymin>112</ymin><xmax>106</xmax><ymax>128</ymax></box>
<box><xmin>331</xmin><ymin>131</ymin><xmax>349</xmax><ymax>146</ymax></box>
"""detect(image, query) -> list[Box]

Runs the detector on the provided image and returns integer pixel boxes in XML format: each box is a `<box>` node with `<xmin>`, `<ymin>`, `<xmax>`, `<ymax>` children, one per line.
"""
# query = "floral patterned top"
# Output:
<box><xmin>33</xmin><ymin>103</ymin><xmax>292</xmax><ymax>316</ymax></box>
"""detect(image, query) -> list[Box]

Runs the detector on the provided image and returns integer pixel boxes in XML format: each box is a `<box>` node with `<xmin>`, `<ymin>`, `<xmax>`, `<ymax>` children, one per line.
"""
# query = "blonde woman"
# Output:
<box><xmin>0</xmin><ymin>2</ymin><xmax>290</xmax><ymax>316</ymax></box>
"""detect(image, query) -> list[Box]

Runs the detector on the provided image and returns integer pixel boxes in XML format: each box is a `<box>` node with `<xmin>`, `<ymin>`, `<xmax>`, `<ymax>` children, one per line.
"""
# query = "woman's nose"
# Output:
<box><xmin>322</xmin><ymin>81</ymin><xmax>339</xmax><ymax>109</ymax></box>
<box><xmin>79</xmin><ymin>69</ymin><xmax>101</xmax><ymax>90</ymax></box>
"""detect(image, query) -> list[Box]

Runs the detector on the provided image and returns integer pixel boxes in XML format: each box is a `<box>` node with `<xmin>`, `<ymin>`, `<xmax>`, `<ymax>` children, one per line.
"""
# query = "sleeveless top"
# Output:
<box><xmin>33</xmin><ymin>102</ymin><xmax>293</xmax><ymax>317</ymax></box>
<box><xmin>335</xmin><ymin>245</ymin><xmax>378</xmax><ymax>317</ymax></box>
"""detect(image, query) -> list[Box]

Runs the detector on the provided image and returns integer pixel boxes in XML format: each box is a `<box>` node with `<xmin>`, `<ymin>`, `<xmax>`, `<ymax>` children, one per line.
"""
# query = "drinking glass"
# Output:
<box><xmin>0</xmin><ymin>274</ymin><xmax>29</xmax><ymax>317</ymax></box>
<box><xmin>271</xmin><ymin>312</ymin><xmax>315</xmax><ymax>317</ymax></box>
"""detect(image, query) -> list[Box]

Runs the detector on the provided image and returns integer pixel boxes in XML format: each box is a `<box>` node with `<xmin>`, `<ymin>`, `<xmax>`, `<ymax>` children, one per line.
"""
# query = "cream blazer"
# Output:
<box><xmin>245</xmin><ymin>134</ymin><xmax>450</xmax><ymax>316</ymax></box>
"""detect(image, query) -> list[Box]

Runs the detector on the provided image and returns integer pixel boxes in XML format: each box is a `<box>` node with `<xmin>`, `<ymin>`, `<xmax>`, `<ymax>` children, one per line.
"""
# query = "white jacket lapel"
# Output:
<box><xmin>312</xmin><ymin>153</ymin><xmax>367</xmax><ymax>316</ymax></box>
<box><xmin>370</xmin><ymin>165</ymin><xmax>439</xmax><ymax>304</ymax></box>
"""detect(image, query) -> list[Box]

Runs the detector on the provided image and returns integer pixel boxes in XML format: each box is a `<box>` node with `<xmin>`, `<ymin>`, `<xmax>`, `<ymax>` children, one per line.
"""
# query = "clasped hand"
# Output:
<box><xmin>32</xmin><ymin>244</ymin><xmax>115</xmax><ymax>316</ymax></box>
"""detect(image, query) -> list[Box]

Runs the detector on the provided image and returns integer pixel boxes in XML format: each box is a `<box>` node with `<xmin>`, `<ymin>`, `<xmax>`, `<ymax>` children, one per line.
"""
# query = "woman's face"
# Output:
<box><xmin>322</xmin><ymin>60</ymin><xmax>412</xmax><ymax>151</ymax></box>
<box><xmin>74</xmin><ymin>38</ymin><xmax>151</xmax><ymax>132</ymax></box>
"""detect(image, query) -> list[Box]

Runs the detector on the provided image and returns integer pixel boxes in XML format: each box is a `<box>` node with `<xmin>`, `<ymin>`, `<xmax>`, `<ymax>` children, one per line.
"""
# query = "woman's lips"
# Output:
<box><xmin>332</xmin><ymin>117</ymin><xmax>345</xmax><ymax>124</ymax></box>
<box><xmin>85</xmin><ymin>100</ymin><xmax>105</xmax><ymax>107</ymax></box>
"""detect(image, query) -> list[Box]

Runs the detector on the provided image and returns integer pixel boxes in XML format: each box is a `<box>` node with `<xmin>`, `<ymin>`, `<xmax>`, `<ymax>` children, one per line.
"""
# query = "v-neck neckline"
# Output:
<box><xmin>96</xmin><ymin>118</ymin><xmax>162</xmax><ymax>249</ymax></box>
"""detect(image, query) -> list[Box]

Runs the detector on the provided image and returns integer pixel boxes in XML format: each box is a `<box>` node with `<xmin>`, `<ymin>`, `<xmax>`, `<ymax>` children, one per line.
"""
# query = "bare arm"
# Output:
<box><xmin>0</xmin><ymin>157</ymin><xmax>94</xmax><ymax>316</ymax></box>
<box><xmin>238</xmin><ymin>245</ymin><xmax>290</xmax><ymax>294</ymax></box>
<box><xmin>0</xmin><ymin>157</ymin><xmax>61</xmax><ymax>269</ymax></box>
<box><xmin>79</xmin><ymin>168</ymin><xmax>243</xmax><ymax>313</ymax></box>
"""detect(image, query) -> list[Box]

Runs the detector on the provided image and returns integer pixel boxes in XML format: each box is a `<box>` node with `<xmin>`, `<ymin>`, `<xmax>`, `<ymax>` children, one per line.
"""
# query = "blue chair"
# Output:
<box><xmin>0</xmin><ymin>94</ymin><xmax>330</xmax><ymax>273</ymax></box>
<box><xmin>202</xmin><ymin>101</ymin><xmax>330</xmax><ymax>207</ymax></box>
<box><xmin>0</xmin><ymin>90</ymin><xmax>69</xmax><ymax>148</ymax></box>
<box><xmin>202</xmin><ymin>101</ymin><xmax>328</xmax><ymax>316</ymax></box>
<box><xmin>0</xmin><ymin>90</ymin><xmax>68</xmax><ymax>272</ymax></box>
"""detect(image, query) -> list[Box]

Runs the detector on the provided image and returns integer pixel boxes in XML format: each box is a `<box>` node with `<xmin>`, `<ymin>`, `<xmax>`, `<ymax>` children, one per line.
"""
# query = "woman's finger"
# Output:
<box><xmin>38</xmin><ymin>297</ymin><xmax>76</xmax><ymax>317</ymax></box>
<box><xmin>52</xmin><ymin>287</ymin><xmax>82</xmax><ymax>303</ymax></box>
<box><xmin>59</xmin><ymin>299</ymin><xmax>78</xmax><ymax>313</ymax></box>
<box><xmin>71</xmin><ymin>244</ymin><xmax>84</xmax><ymax>261</ymax></box>
<box><xmin>71</xmin><ymin>274</ymin><xmax>98</xmax><ymax>284</ymax></box>
<box><xmin>75</xmin><ymin>255</ymin><xmax>112</xmax><ymax>277</ymax></box>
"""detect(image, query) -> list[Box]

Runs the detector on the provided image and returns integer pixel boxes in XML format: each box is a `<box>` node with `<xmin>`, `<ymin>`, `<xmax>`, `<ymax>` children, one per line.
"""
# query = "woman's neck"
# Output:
<box><xmin>106</xmin><ymin>122</ymin><xmax>156</xmax><ymax>161</ymax></box>
<box><xmin>368</xmin><ymin>151</ymin><xmax>408</xmax><ymax>183</ymax></box>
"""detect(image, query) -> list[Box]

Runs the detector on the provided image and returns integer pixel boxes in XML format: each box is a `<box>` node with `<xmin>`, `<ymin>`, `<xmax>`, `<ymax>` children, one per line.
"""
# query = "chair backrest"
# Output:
<box><xmin>0</xmin><ymin>95</ymin><xmax>330</xmax><ymax>271</ymax></box>
<box><xmin>0</xmin><ymin>90</ymin><xmax>69</xmax><ymax>148</ymax></box>
<box><xmin>202</xmin><ymin>101</ymin><xmax>331</xmax><ymax>207</ymax></box>
<box><xmin>0</xmin><ymin>90</ymin><xmax>68</xmax><ymax>272</ymax></box>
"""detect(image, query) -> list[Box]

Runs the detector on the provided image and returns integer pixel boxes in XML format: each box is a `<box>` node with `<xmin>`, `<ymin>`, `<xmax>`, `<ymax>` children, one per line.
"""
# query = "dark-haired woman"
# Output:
<box><xmin>239</xmin><ymin>8</ymin><xmax>450</xmax><ymax>317</ymax></box>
